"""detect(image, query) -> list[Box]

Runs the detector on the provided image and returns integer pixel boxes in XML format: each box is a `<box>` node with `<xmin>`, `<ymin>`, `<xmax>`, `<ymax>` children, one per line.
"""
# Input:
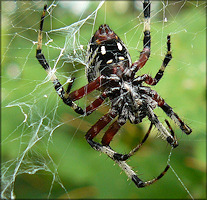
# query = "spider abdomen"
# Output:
<box><xmin>86</xmin><ymin>24</ymin><xmax>132</xmax><ymax>83</ymax></box>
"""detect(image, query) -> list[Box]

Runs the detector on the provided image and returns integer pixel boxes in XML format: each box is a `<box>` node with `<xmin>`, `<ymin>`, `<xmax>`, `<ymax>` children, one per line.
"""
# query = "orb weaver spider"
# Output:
<box><xmin>36</xmin><ymin>1</ymin><xmax>192</xmax><ymax>188</ymax></box>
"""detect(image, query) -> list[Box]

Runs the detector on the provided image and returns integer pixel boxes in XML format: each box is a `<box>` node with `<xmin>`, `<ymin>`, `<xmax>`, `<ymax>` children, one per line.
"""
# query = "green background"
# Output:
<box><xmin>1</xmin><ymin>1</ymin><xmax>206</xmax><ymax>199</ymax></box>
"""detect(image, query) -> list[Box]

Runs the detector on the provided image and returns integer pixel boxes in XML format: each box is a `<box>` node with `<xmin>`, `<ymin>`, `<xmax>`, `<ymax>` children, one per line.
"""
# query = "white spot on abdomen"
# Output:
<box><xmin>117</xmin><ymin>42</ymin><xmax>123</xmax><ymax>51</ymax></box>
<box><xmin>101</xmin><ymin>46</ymin><xmax>106</xmax><ymax>55</ymax></box>
<box><xmin>119</xmin><ymin>56</ymin><xmax>125</xmax><ymax>60</ymax></box>
<box><xmin>107</xmin><ymin>59</ymin><xmax>113</xmax><ymax>64</ymax></box>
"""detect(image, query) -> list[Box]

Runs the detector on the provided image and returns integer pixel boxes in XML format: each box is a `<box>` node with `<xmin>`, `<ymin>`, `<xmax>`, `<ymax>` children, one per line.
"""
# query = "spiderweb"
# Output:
<box><xmin>1</xmin><ymin>1</ymin><xmax>206</xmax><ymax>199</ymax></box>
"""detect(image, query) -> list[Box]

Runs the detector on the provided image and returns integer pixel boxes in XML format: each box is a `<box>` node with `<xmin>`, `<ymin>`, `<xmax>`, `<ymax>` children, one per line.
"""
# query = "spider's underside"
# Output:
<box><xmin>36</xmin><ymin>0</ymin><xmax>192</xmax><ymax>188</ymax></box>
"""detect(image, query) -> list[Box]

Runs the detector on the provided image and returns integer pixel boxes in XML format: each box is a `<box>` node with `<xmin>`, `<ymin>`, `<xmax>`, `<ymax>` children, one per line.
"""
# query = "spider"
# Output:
<box><xmin>36</xmin><ymin>1</ymin><xmax>192</xmax><ymax>188</ymax></box>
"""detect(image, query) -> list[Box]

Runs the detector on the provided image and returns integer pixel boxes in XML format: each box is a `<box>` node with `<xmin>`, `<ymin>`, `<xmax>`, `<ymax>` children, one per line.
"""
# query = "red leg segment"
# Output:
<box><xmin>85</xmin><ymin>92</ymin><xmax>108</xmax><ymax>115</ymax></box>
<box><xmin>85</xmin><ymin>111</ymin><xmax>117</xmax><ymax>140</ymax></box>
<box><xmin>134</xmin><ymin>35</ymin><xmax>172</xmax><ymax>86</ymax></box>
<box><xmin>131</xmin><ymin>47</ymin><xmax>150</xmax><ymax>78</ymax></box>
<box><xmin>68</xmin><ymin>75</ymin><xmax>105</xmax><ymax>101</ymax></box>
<box><xmin>101</xmin><ymin>120</ymin><xmax>122</xmax><ymax>146</ymax></box>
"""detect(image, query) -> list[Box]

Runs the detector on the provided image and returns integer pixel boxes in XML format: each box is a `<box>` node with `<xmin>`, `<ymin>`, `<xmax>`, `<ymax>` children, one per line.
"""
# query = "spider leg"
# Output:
<box><xmin>36</xmin><ymin>5</ymin><xmax>82</xmax><ymax>114</ymax></box>
<box><xmin>36</xmin><ymin>5</ymin><xmax>106</xmax><ymax>115</ymax></box>
<box><xmin>86</xmin><ymin>117</ymin><xmax>125</xmax><ymax>163</ymax></box>
<box><xmin>92</xmin><ymin>134</ymin><xmax>170</xmax><ymax>188</ymax></box>
<box><xmin>85</xmin><ymin>91</ymin><xmax>108</xmax><ymax>115</ymax></box>
<box><xmin>130</xmin><ymin>0</ymin><xmax>151</xmax><ymax>78</ymax></box>
<box><xmin>117</xmin><ymin>161</ymin><xmax>170</xmax><ymax>188</ymax></box>
<box><xmin>85</xmin><ymin>110</ymin><xmax>117</xmax><ymax>150</ymax></box>
<box><xmin>86</xmin><ymin>119</ymin><xmax>170</xmax><ymax>188</ymax></box>
<box><xmin>67</xmin><ymin>76</ymin><xmax>106</xmax><ymax>101</ymax></box>
<box><xmin>134</xmin><ymin>35</ymin><xmax>172</xmax><ymax>85</ymax></box>
<box><xmin>113</xmin><ymin>122</ymin><xmax>153</xmax><ymax>161</ymax></box>
<box><xmin>101</xmin><ymin>120</ymin><xmax>122</xmax><ymax>146</ymax></box>
<box><xmin>85</xmin><ymin>107</ymin><xmax>170</xmax><ymax>188</ymax></box>
<box><xmin>86</xmin><ymin>116</ymin><xmax>126</xmax><ymax>162</ymax></box>
<box><xmin>146</xmin><ymin>104</ymin><xmax>178</xmax><ymax>148</ymax></box>
<box><xmin>161</xmin><ymin>102</ymin><xmax>192</xmax><ymax>134</ymax></box>
<box><xmin>100</xmin><ymin>103</ymin><xmax>129</xmax><ymax>146</ymax></box>
<box><xmin>111</xmin><ymin>120</ymin><xmax>177</xmax><ymax>162</ymax></box>
<box><xmin>101</xmin><ymin>120</ymin><xmax>151</xmax><ymax>161</ymax></box>
<box><xmin>143</xmin><ymin>87</ymin><xmax>192</xmax><ymax>135</ymax></box>
<box><xmin>149</xmin><ymin>35</ymin><xmax>172</xmax><ymax>85</ymax></box>
<box><xmin>93</xmin><ymin>145</ymin><xmax>170</xmax><ymax>188</ymax></box>
<box><xmin>165</xmin><ymin>119</ymin><xmax>175</xmax><ymax>138</ymax></box>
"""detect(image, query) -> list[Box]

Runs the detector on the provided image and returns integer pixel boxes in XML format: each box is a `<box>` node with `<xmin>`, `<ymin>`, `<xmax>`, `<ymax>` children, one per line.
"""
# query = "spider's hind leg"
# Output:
<box><xmin>114</xmin><ymin>118</ymin><xmax>179</xmax><ymax>162</ymax></box>
<box><xmin>152</xmin><ymin>35</ymin><xmax>172</xmax><ymax>85</ymax></box>
<box><xmin>36</xmin><ymin>6</ymin><xmax>108</xmax><ymax>116</ymax></box>
<box><xmin>115</xmin><ymin>155</ymin><xmax>170</xmax><ymax>188</ymax></box>
<box><xmin>85</xmin><ymin>108</ymin><xmax>170</xmax><ymax>188</ymax></box>
<box><xmin>85</xmin><ymin>110</ymin><xmax>117</xmax><ymax>151</ymax></box>
<box><xmin>113</xmin><ymin>122</ymin><xmax>153</xmax><ymax>161</ymax></box>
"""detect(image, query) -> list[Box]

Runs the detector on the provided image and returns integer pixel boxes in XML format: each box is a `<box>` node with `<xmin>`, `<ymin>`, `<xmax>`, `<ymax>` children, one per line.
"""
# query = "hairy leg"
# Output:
<box><xmin>36</xmin><ymin>5</ymin><xmax>106</xmax><ymax>115</ymax></box>
<box><xmin>133</xmin><ymin>35</ymin><xmax>172</xmax><ymax>85</ymax></box>
<box><xmin>130</xmin><ymin>0</ymin><xmax>151</xmax><ymax>78</ymax></box>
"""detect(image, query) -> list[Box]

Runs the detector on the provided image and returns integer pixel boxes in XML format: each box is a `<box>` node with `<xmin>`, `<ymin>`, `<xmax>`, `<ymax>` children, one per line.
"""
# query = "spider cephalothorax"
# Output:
<box><xmin>36</xmin><ymin>0</ymin><xmax>192</xmax><ymax>188</ymax></box>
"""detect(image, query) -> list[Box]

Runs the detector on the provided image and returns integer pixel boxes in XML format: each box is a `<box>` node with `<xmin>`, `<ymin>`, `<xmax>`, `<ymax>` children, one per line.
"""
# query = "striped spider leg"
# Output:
<box><xmin>36</xmin><ymin>5</ymin><xmax>109</xmax><ymax>116</ymax></box>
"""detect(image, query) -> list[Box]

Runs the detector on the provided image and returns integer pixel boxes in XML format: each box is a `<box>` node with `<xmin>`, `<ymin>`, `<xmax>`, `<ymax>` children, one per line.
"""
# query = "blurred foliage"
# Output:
<box><xmin>1</xmin><ymin>1</ymin><xmax>206</xmax><ymax>199</ymax></box>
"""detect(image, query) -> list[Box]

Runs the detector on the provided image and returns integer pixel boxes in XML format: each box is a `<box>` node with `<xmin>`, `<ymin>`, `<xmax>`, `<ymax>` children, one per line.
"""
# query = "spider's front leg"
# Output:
<box><xmin>36</xmin><ymin>5</ymin><xmax>83</xmax><ymax>114</ymax></box>
<box><xmin>134</xmin><ymin>35</ymin><xmax>172</xmax><ymax>86</ymax></box>
<box><xmin>85</xmin><ymin>109</ymin><xmax>128</xmax><ymax>159</ymax></box>
<box><xmin>87</xmin><ymin>112</ymin><xmax>151</xmax><ymax>162</ymax></box>
<box><xmin>131</xmin><ymin>0</ymin><xmax>172</xmax><ymax>85</ymax></box>
<box><xmin>36</xmin><ymin>5</ymin><xmax>107</xmax><ymax>115</ymax></box>
<box><xmin>130</xmin><ymin>0</ymin><xmax>151</xmax><ymax>78</ymax></box>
